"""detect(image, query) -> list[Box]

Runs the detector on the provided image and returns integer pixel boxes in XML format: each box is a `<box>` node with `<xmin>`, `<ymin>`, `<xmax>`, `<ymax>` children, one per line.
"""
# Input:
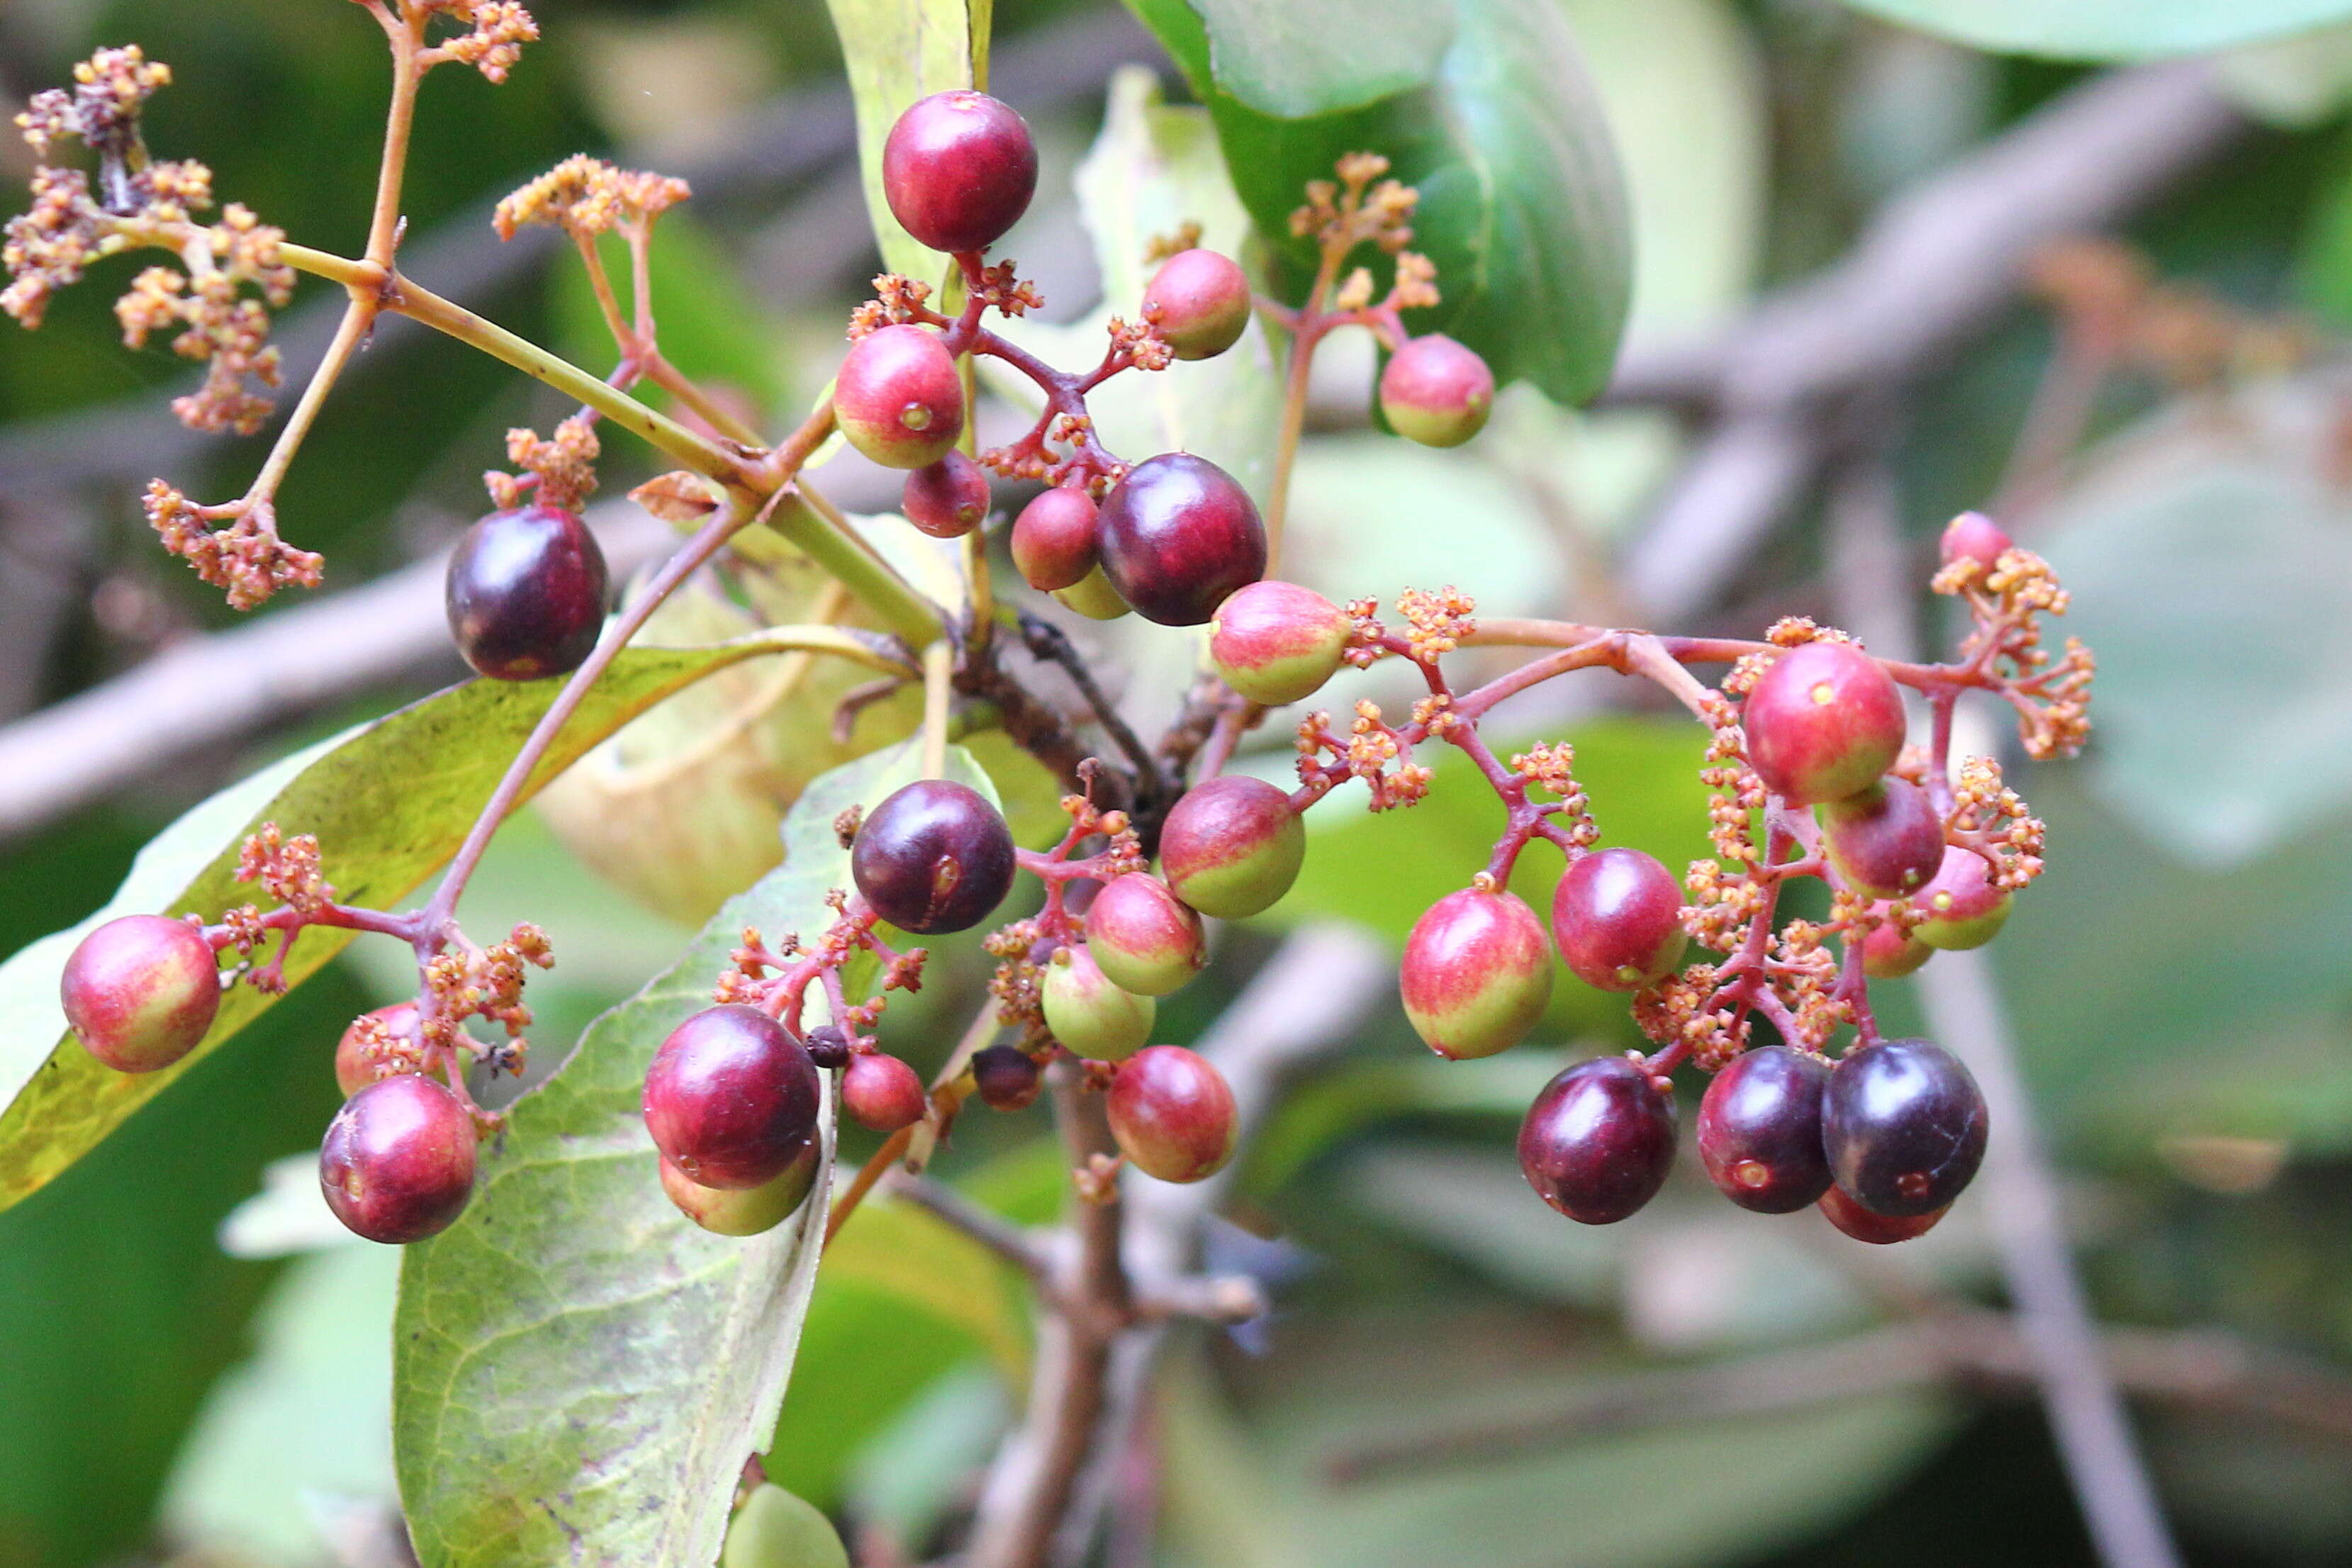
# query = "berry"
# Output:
<box><xmin>661</xmin><ymin>1137</ymin><xmax>818</xmax><ymax>1237</ymax></box>
<box><xmin>1142</xmin><ymin>248</ymin><xmax>1251</xmax><ymax>361</ymax></box>
<box><xmin>1051</xmin><ymin>564</ymin><xmax>1131</xmax><ymax>620</ymax></box>
<box><xmin>1550</xmin><ymin>848</ymin><xmax>1687</xmax><ymax>992</ymax></box>
<box><xmin>444</xmin><ymin>504</ymin><xmax>608</xmax><ymax>681</ymax></box>
<box><xmin>1379</xmin><ymin>335</ymin><xmax>1494</xmax><ymax>447</ymax></box>
<box><xmin>1940</xmin><ymin>510</ymin><xmax>2011</xmax><ymax>569</ymax></box>
<box><xmin>1207</xmin><ymin>580</ymin><xmax>1351</xmax><ymax>707</ymax></box>
<box><xmin>1741</xmin><ymin>641</ymin><xmax>1908</xmax><ymax>806</ymax></box>
<box><xmin>1696</xmin><ymin>1047</ymin><xmax>1833</xmax><ymax>1214</ymax></box>
<box><xmin>805</xmin><ymin>1024</ymin><xmax>851</xmax><ymax>1071</ymax></box>
<box><xmin>851</xmin><ymin>779</ymin><xmax>1017</xmax><ymax>935</ymax></box>
<box><xmin>1094</xmin><ymin>453</ymin><xmax>1267</xmax><ymax>627</ymax></box>
<box><xmin>724</xmin><ymin>1483</ymin><xmax>853</xmax><ymax>1568</ymax></box>
<box><xmin>1158</xmin><ymin>775</ymin><xmax>1305</xmax><ymax>919</ymax></box>
<box><xmin>319</xmin><ymin>1073</ymin><xmax>478</xmax><ymax>1244</ymax></box>
<box><xmin>1400</xmin><ymin>888</ymin><xmax>1553</xmax><ymax>1060</ymax></box>
<box><xmin>1822</xmin><ymin>1037</ymin><xmax>1988</xmax><ymax>1217</ymax></box>
<box><xmin>642</xmin><ymin>1004</ymin><xmax>822</xmax><ymax>1190</ymax></box>
<box><xmin>1518</xmin><ymin>1055</ymin><xmax>1676</xmax><ymax>1225</ymax></box>
<box><xmin>1083</xmin><ymin>874</ymin><xmax>1206</xmax><ymax>997</ymax></box>
<box><xmin>1819</xmin><ymin>778</ymin><xmax>1945</xmax><ymax>900</ymax></box>
<box><xmin>1859</xmin><ymin>914</ymin><xmax>1932</xmax><ymax>979</ymax></box>
<box><xmin>335</xmin><ymin>1000</ymin><xmax>419</xmax><ymax>1097</ymax></box>
<box><xmin>835</xmin><ymin>324</ymin><xmax>964</xmax><ymax>470</ymax></box>
<box><xmin>880</xmin><ymin>90</ymin><xmax>1038</xmax><ymax>255</ymax></box>
<box><xmin>60</xmin><ymin>914</ymin><xmax>220</xmax><ymax>1074</ymax></box>
<box><xmin>1912</xmin><ymin>846</ymin><xmax>2013</xmax><ymax>951</ymax></box>
<box><xmin>1011</xmin><ymin>486</ymin><xmax>1099</xmax><ymax>591</ymax></box>
<box><xmin>902</xmin><ymin>450</ymin><xmax>992</xmax><ymax>538</ymax></box>
<box><xmin>970</xmin><ymin>1044</ymin><xmax>1043</xmax><ymax>1110</ymax></box>
<box><xmin>843</xmin><ymin>1051</ymin><xmax>927</xmax><ymax>1133</ymax></box>
<box><xmin>1818</xmin><ymin>1182</ymin><xmax>1947</xmax><ymax>1244</ymax></box>
<box><xmin>1041</xmin><ymin>945</ymin><xmax>1154</xmax><ymax>1061</ymax></box>
<box><xmin>1106</xmin><ymin>1045</ymin><xmax>1236</xmax><ymax>1183</ymax></box>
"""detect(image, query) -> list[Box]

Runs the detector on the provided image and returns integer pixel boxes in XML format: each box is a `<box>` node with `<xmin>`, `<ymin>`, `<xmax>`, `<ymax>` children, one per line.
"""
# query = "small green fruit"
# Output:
<box><xmin>659</xmin><ymin>1140</ymin><xmax>819</xmax><ymax>1237</ymax></box>
<box><xmin>1159</xmin><ymin>775</ymin><xmax>1305</xmax><ymax>919</ymax></box>
<box><xmin>1051</xmin><ymin>564</ymin><xmax>1131</xmax><ymax>620</ymax></box>
<box><xmin>1083</xmin><ymin>874</ymin><xmax>1206</xmax><ymax>997</ymax></box>
<box><xmin>723</xmin><ymin>1483</ymin><xmax>850</xmax><ymax>1568</ymax></box>
<box><xmin>1208</xmin><ymin>580</ymin><xmax>1351</xmax><ymax>707</ymax></box>
<box><xmin>1041</xmin><ymin>945</ymin><xmax>1155</xmax><ymax>1060</ymax></box>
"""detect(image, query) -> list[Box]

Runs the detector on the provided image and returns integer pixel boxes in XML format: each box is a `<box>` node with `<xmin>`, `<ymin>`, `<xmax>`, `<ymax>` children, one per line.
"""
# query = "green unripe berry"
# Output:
<box><xmin>1051</xmin><ymin>564</ymin><xmax>1131</xmax><ymax>620</ymax></box>
<box><xmin>659</xmin><ymin>1140</ymin><xmax>819</xmax><ymax>1237</ymax></box>
<box><xmin>1158</xmin><ymin>775</ymin><xmax>1304</xmax><ymax>919</ymax></box>
<box><xmin>1912</xmin><ymin>846</ymin><xmax>2013</xmax><ymax>951</ymax></box>
<box><xmin>1083</xmin><ymin>874</ymin><xmax>1205</xmax><ymax>997</ymax></box>
<box><xmin>1208</xmin><ymin>580</ymin><xmax>1351</xmax><ymax>707</ymax></box>
<box><xmin>1041</xmin><ymin>945</ymin><xmax>1155</xmax><ymax>1060</ymax></box>
<box><xmin>723</xmin><ymin>1484</ymin><xmax>850</xmax><ymax>1568</ymax></box>
<box><xmin>1379</xmin><ymin>334</ymin><xmax>1494</xmax><ymax>448</ymax></box>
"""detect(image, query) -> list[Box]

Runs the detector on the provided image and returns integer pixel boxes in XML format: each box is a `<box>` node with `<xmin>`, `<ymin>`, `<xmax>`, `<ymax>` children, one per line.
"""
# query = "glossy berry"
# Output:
<box><xmin>1207</xmin><ymin>579</ymin><xmax>1352</xmax><ymax>707</ymax></box>
<box><xmin>335</xmin><ymin>1000</ymin><xmax>420</xmax><ymax>1098</ymax></box>
<box><xmin>805</xmin><ymin>1024</ymin><xmax>851</xmax><ymax>1071</ymax></box>
<box><xmin>1011</xmin><ymin>486</ymin><xmax>1099</xmax><ymax>591</ymax></box>
<box><xmin>1051</xmin><ymin>564</ymin><xmax>1131</xmax><ymax>620</ymax></box>
<box><xmin>1379</xmin><ymin>334</ymin><xmax>1494</xmax><ymax>447</ymax></box>
<box><xmin>444</xmin><ymin>504</ymin><xmax>607</xmax><ymax>681</ymax></box>
<box><xmin>1158</xmin><ymin>776</ymin><xmax>1305</xmax><ymax>919</ymax></box>
<box><xmin>318</xmin><ymin>1073</ymin><xmax>477</xmax><ymax>1244</ymax></box>
<box><xmin>60</xmin><ymin>914</ymin><xmax>220</xmax><ymax>1073</ymax></box>
<box><xmin>842</xmin><ymin>1051</ymin><xmax>927</xmax><ymax>1133</ymax></box>
<box><xmin>1142</xmin><ymin>248</ymin><xmax>1251</xmax><ymax>361</ymax></box>
<box><xmin>880</xmin><ymin>90</ymin><xmax>1038</xmax><ymax>255</ymax></box>
<box><xmin>851</xmin><ymin>780</ymin><xmax>1017</xmax><ymax>935</ymax></box>
<box><xmin>1741</xmin><ymin>641</ymin><xmax>1908</xmax><ymax>806</ymax></box>
<box><xmin>661</xmin><ymin>1138</ymin><xmax>818</xmax><ymax>1237</ymax></box>
<box><xmin>902</xmin><ymin>450</ymin><xmax>992</xmax><ymax>538</ymax></box>
<box><xmin>1819</xmin><ymin>778</ymin><xmax>1945</xmax><ymax>900</ymax></box>
<box><xmin>1818</xmin><ymin>1182</ymin><xmax>1947</xmax><ymax>1245</ymax></box>
<box><xmin>1041</xmin><ymin>944</ymin><xmax>1155</xmax><ymax>1060</ymax></box>
<box><xmin>971</xmin><ymin>1044</ymin><xmax>1043</xmax><ymax>1111</ymax></box>
<box><xmin>1822</xmin><ymin>1037</ymin><xmax>1988</xmax><ymax>1217</ymax></box>
<box><xmin>1399</xmin><ymin>888</ymin><xmax>1553</xmax><ymax>1060</ymax></box>
<box><xmin>1084</xmin><ymin>874</ymin><xmax>1206</xmax><ymax>997</ymax></box>
<box><xmin>1696</xmin><ymin>1047</ymin><xmax>1833</xmax><ymax>1214</ymax></box>
<box><xmin>1913</xmin><ymin>846</ymin><xmax>2012</xmax><ymax>951</ymax></box>
<box><xmin>1106</xmin><ymin>1045</ymin><xmax>1236</xmax><ymax>1183</ymax></box>
<box><xmin>642</xmin><ymin>1004</ymin><xmax>822</xmax><ymax>1190</ymax></box>
<box><xmin>1940</xmin><ymin>510</ymin><xmax>2012</xmax><ymax>569</ymax></box>
<box><xmin>1550</xmin><ymin>848</ymin><xmax>1687</xmax><ymax>992</ymax></box>
<box><xmin>1518</xmin><ymin>1055</ymin><xmax>1676</xmax><ymax>1225</ymax></box>
<box><xmin>1859</xmin><ymin>914</ymin><xmax>1932</xmax><ymax>979</ymax></box>
<box><xmin>724</xmin><ymin>1482</ymin><xmax>853</xmax><ymax>1568</ymax></box>
<box><xmin>835</xmin><ymin>325</ymin><xmax>964</xmax><ymax>469</ymax></box>
<box><xmin>1095</xmin><ymin>453</ymin><xmax>1267</xmax><ymax>627</ymax></box>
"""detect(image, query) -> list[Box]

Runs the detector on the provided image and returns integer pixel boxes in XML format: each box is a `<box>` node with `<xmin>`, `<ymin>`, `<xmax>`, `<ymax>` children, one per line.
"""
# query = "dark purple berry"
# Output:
<box><xmin>1142</xmin><ymin>248</ymin><xmax>1251</xmax><ymax>361</ymax></box>
<box><xmin>836</xmin><ymin>325</ymin><xmax>964</xmax><ymax>469</ymax></box>
<box><xmin>1696</xmin><ymin>1047</ymin><xmax>1833</xmax><ymax>1214</ymax></box>
<box><xmin>1742</xmin><ymin>642</ymin><xmax>1907</xmax><ymax>806</ymax></box>
<box><xmin>881</xmin><ymin>90</ymin><xmax>1038</xmax><ymax>255</ymax></box>
<box><xmin>1158</xmin><ymin>775</ymin><xmax>1305</xmax><ymax>919</ymax></box>
<box><xmin>444</xmin><ymin>504</ymin><xmax>607</xmax><ymax>681</ymax></box>
<box><xmin>1107</xmin><ymin>1045</ymin><xmax>1236</xmax><ymax>1183</ymax></box>
<box><xmin>805</xmin><ymin>1024</ymin><xmax>851</xmax><ymax>1071</ymax></box>
<box><xmin>1822</xmin><ymin>1037</ymin><xmax>1987</xmax><ymax>1217</ymax></box>
<box><xmin>1819</xmin><ymin>1182</ymin><xmax>1947</xmax><ymax>1244</ymax></box>
<box><xmin>335</xmin><ymin>1000</ymin><xmax>420</xmax><ymax>1097</ymax></box>
<box><xmin>1819</xmin><ymin>777</ymin><xmax>1945</xmax><ymax>900</ymax></box>
<box><xmin>1094</xmin><ymin>453</ymin><xmax>1267</xmax><ymax>627</ymax></box>
<box><xmin>1379</xmin><ymin>334</ymin><xmax>1494</xmax><ymax>447</ymax></box>
<box><xmin>1518</xmin><ymin>1055</ymin><xmax>1677</xmax><ymax>1225</ymax></box>
<box><xmin>970</xmin><ymin>1044</ymin><xmax>1043</xmax><ymax>1111</ymax></box>
<box><xmin>642</xmin><ymin>1004</ymin><xmax>821</xmax><ymax>1190</ymax></box>
<box><xmin>319</xmin><ymin>1073</ymin><xmax>478</xmax><ymax>1243</ymax></box>
<box><xmin>1399</xmin><ymin>888</ymin><xmax>1552</xmax><ymax>1060</ymax></box>
<box><xmin>843</xmin><ymin>1051</ymin><xmax>927</xmax><ymax>1133</ymax></box>
<box><xmin>902</xmin><ymin>450</ymin><xmax>992</xmax><ymax>539</ymax></box>
<box><xmin>60</xmin><ymin>914</ymin><xmax>220</xmax><ymax>1073</ymax></box>
<box><xmin>1550</xmin><ymin>848</ymin><xmax>1687</xmax><ymax>992</ymax></box>
<box><xmin>851</xmin><ymin>779</ymin><xmax>1017</xmax><ymax>935</ymax></box>
<box><xmin>1011</xmin><ymin>486</ymin><xmax>1099</xmax><ymax>591</ymax></box>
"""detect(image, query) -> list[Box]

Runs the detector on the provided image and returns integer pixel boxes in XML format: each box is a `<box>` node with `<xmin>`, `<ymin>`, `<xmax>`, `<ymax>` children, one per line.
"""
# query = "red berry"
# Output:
<box><xmin>1159</xmin><ymin>775</ymin><xmax>1305</xmax><ymax>919</ymax></box>
<box><xmin>1399</xmin><ymin>888</ymin><xmax>1553</xmax><ymax>1060</ymax></box>
<box><xmin>642</xmin><ymin>1004</ymin><xmax>822</xmax><ymax>1189</ymax></box>
<box><xmin>1818</xmin><ymin>1182</ymin><xmax>1947</xmax><ymax>1244</ymax></box>
<box><xmin>335</xmin><ymin>1000</ymin><xmax>420</xmax><ymax>1098</ymax></box>
<box><xmin>1858</xmin><ymin>914</ymin><xmax>1932</xmax><ymax>979</ymax></box>
<box><xmin>970</xmin><ymin>1044</ymin><xmax>1043</xmax><ymax>1111</ymax></box>
<box><xmin>1819</xmin><ymin>778</ymin><xmax>1945</xmax><ymax>900</ymax></box>
<box><xmin>1207</xmin><ymin>580</ymin><xmax>1351</xmax><ymax>706</ymax></box>
<box><xmin>1550</xmin><ymin>848</ymin><xmax>1687</xmax><ymax>992</ymax></box>
<box><xmin>1142</xmin><ymin>248</ymin><xmax>1251</xmax><ymax>361</ymax></box>
<box><xmin>881</xmin><ymin>90</ymin><xmax>1038</xmax><ymax>255</ymax></box>
<box><xmin>1011</xmin><ymin>486</ymin><xmax>1099</xmax><ymax>591</ymax></box>
<box><xmin>1379</xmin><ymin>335</ymin><xmax>1494</xmax><ymax>447</ymax></box>
<box><xmin>1696</xmin><ymin>1047</ymin><xmax>1833</xmax><ymax>1214</ymax></box>
<box><xmin>660</xmin><ymin>1138</ymin><xmax>818</xmax><ymax>1236</ymax></box>
<box><xmin>902</xmin><ymin>450</ymin><xmax>992</xmax><ymax>538</ymax></box>
<box><xmin>444</xmin><ymin>504</ymin><xmax>608</xmax><ymax>681</ymax></box>
<box><xmin>1083</xmin><ymin>875</ymin><xmax>1206</xmax><ymax>997</ymax></box>
<box><xmin>1822</xmin><ymin>1037</ymin><xmax>1987</xmax><ymax>1217</ymax></box>
<box><xmin>1939</xmin><ymin>510</ymin><xmax>2011</xmax><ymax>569</ymax></box>
<box><xmin>843</xmin><ymin>1051</ymin><xmax>928</xmax><ymax>1133</ymax></box>
<box><xmin>319</xmin><ymin>1073</ymin><xmax>478</xmax><ymax>1244</ymax></box>
<box><xmin>60</xmin><ymin>914</ymin><xmax>220</xmax><ymax>1073</ymax></box>
<box><xmin>1741</xmin><ymin>642</ymin><xmax>1907</xmax><ymax>806</ymax></box>
<box><xmin>1517</xmin><ymin>1056</ymin><xmax>1676</xmax><ymax>1225</ymax></box>
<box><xmin>1041</xmin><ymin>945</ymin><xmax>1154</xmax><ymax>1061</ymax></box>
<box><xmin>851</xmin><ymin>780</ymin><xmax>1017</xmax><ymax>935</ymax></box>
<box><xmin>1095</xmin><ymin>453</ymin><xmax>1267</xmax><ymax>627</ymax></box>
<box><xmin>1913</xmin><ymin>846</ymin><xmax>2012</xmax><ymax>951</ymax></box>
<box><xmin>836</xmin><ymin>325</ymin><xmax>964</xmax><ymax>470</ymax></box>
<box><xmin>1106</xmin><ymin>1045</ymin><xmax>1236</xmax><ymax>1183</ymax></box>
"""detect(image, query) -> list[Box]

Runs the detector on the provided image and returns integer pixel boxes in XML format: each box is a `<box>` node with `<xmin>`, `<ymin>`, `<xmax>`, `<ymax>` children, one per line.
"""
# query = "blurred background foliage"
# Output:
<box><xmin>4</xmin><ymin>0</ymin><xmax>2352</xmax><ymax>1564</ymax></box>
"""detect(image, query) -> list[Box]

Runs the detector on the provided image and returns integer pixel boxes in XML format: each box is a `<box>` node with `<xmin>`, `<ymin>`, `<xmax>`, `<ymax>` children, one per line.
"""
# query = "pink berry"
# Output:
<box><xmin>1858</xmin><ymin>914</ymin><xmax>1932</xmax><ymax>979</ymax></box>
<box><xmin>1742</xmin><ymin>642</ymin><xmax>1907</xmax><ymax>806</ymax></box>
<box><xmin>1819</xmin><ymin>777</ymin><xmax>1945</xmax><ymax>900</ymax></box>
<box><xmin>60</xmin><ymin>914</ymin><xmax>220</xmax><ymax>1074</ymax></box>
<box><xmin>1208</xmin><ymin>580</ymin><xmax>1352</xmax><ymax>707</ymax></box>
<box><xmin>1379</xmin><ymin>335</ymin><xmax>1494</xmax><ymax>447</ymax></box>
<box><xmin>335</xmin><ymin>1000</ymin><xmax>420</xmax><ymax>1098</ymax></box>
<box><xmin>1158</xmin><ymin>775</ymin><xmax>1305</xmax><ymax>920</ymax></box>
<box><xmin>1939</xmin><ymin>510</ymin><xmax>2012</xmax><ymax>570</ymax></box>
<box><xmin>902</xmin><ymin>450</ymin><xmax>992</xmax><ymax>539</ymax></box>
<box><xmin>1913</xmin><ymin>846</ymin><xmax>2013</xmax><ymax>951</ymax></box>
<box><xmin>1083</xmin><ymin>875</ymin><xmax>1206</xmax><ymax>997</ymax></box>
<box><xmin>843</xmin><ymin>1051</ymin><xmax>927</xmax><ymax>1133</ymax></box>
<box><xmin>1142</xmin><ymin>248</ymin><xmax>1251</xmax><ymax>361</ymax></box>
<box><xmin>1011</xmin><ymin>486</ymin><xmax>1099</xmax><ymax>591</ymax></box>
<box><xmin>1399</xmin><ymin>888</ymin><xmax>1553</xmax><ymax>1060</ymax></box>
<box><xmin>1550</xmin><ymin>848</ymin><xmax>1686</xmax><ymax>992</ymax></box>
<box><xmin>881</xmin><ymin>90</ymin><xmax>1038</xmax><ymax>255</ymax></box>
<box><xmin>835</xmin><ymin>325</ymin><xmax>964</xmax><ymax>470</ymax></box>
<box><xmin>1106</xmin><ymin>1045</ymin><xmax>1236</xmax><ymax>1183</ymax></box>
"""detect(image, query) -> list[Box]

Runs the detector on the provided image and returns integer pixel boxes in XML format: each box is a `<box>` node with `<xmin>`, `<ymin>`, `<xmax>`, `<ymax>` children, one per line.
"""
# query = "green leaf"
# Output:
<box><xmin>0</xmin><ymin>630</ymin><xmax>905</xmax><ymax>1215</ymax></box>
<box><xmin>1184</xmin><ymin>0</ymin><xmax>1455</xmax><ymax>117</ymax></box>
<box><xmin>1833</xmin><ymin>0</ymin><xmax>2352</xmax><ymax>60</ymax></box>
<box><xmin>824</xmin><ymin>0</ymin><xmax>992</xmax><ymax>283</ymax></box>
<box><xmin>392</xmin><ymin>739</ymin><xmax>995</xmax><ymax>1568</ymax></box>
